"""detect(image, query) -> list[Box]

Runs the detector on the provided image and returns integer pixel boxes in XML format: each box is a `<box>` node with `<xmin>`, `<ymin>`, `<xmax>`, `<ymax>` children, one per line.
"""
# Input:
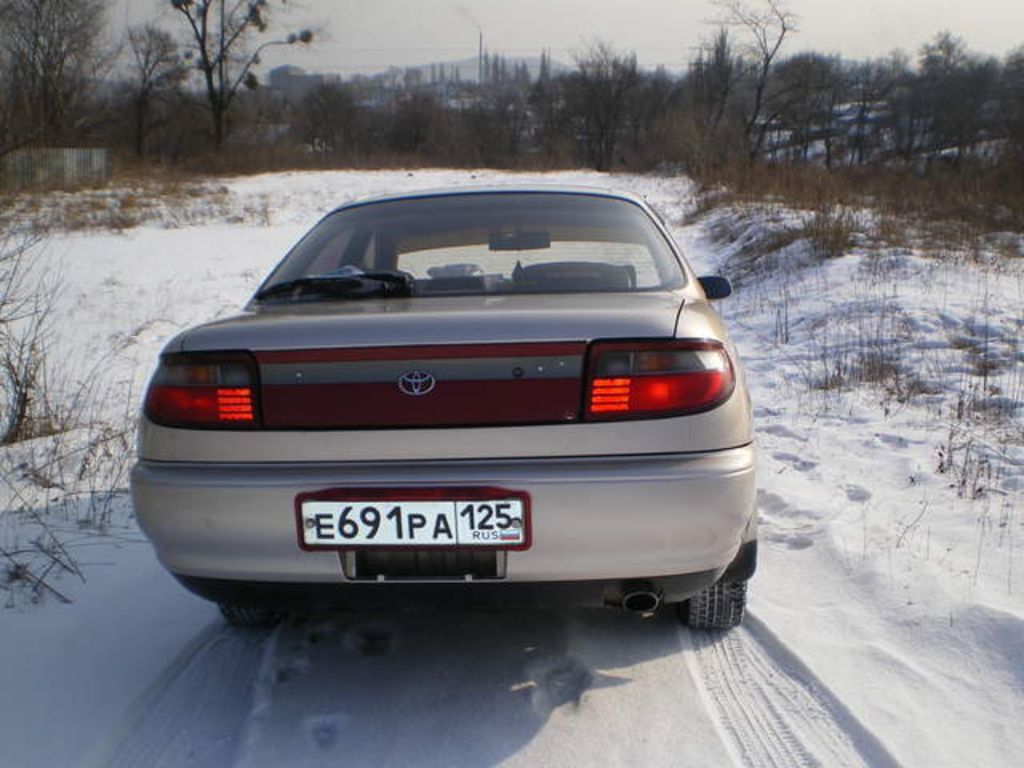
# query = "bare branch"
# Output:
<box><xmin>169</xmin><ymin>0</ymin><xmax>312</xmax><ymax>150</ymax></box>
<box><xmin>0</xmin><ymin>0</ymin><xmax>107</xmax><ymax>143</ymax></box>
<box><xmin>712</xmin><ymin>0</ymin><xmax>799</xmax><ymax>159</ymax></box>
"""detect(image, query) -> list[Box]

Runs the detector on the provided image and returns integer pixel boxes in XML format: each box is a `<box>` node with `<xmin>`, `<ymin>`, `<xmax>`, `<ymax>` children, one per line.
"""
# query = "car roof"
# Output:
<box><xmin>327</xmin><ymin>184</ymin><xmax>653</xmax><ymax>215</ymax></box>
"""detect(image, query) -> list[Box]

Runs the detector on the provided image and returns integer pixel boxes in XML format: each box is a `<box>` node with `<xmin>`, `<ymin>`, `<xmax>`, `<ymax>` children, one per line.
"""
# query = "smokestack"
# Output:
<box><xmin>455</xmin><ymin>5</ymin><xmax>484</xmax><ymax>85</ymax></box>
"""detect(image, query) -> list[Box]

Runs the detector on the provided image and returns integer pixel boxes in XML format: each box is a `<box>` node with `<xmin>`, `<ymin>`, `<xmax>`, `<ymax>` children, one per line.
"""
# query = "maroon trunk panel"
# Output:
<box><xmin>256</xmin><ymin>342</ymin><xmax>585</xmax><ymax>363</ymax></box>
<box><xmin>263</xmin><ymin>379</ymin><xmax>581</xmax><ymax>427</ymax></box>
<box><xmin>256</xmin><ymin>343</ymin><xmax>586</xmax><ymax>429</ymax></box>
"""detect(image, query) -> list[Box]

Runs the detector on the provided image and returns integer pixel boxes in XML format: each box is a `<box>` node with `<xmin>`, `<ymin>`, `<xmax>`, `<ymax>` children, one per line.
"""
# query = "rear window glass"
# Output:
<box><xmin>259</xmin><ymin>192</ymin><xmax>685</xmax><ymax>299</ymax></box>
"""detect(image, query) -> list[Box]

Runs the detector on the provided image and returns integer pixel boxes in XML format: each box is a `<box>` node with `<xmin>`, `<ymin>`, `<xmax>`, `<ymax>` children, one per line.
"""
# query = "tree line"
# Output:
<box><xmin>1</xmin><ymin>0</ymin><xmax>1023</xmax><ymax>178</ymax></box>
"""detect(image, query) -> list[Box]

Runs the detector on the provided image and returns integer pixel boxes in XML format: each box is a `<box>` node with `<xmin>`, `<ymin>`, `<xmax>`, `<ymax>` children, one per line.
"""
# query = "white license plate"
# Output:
<box><xmin>298</xmin><ymin>497</ymin><xmax>529</xmax><ymax>549</ymax></box>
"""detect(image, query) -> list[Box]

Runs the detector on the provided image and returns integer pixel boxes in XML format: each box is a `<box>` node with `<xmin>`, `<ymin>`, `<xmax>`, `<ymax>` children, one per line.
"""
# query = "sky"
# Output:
<box><xmin>116</xmin><ymin>1</ymin><xmax>1024</xmax><ymax>75</ymax></box>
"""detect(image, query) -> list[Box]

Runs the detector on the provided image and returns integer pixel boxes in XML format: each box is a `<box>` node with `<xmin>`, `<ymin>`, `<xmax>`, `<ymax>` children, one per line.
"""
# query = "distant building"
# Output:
<box><xmin>396</xmin><ymin>54</ymin><xmax>567</xmax><ymax>86</ymax></box>
<box><xmin>268</xmin><ymin>65</ymin><xmax>342</xmax><ymax>103</ymax></box>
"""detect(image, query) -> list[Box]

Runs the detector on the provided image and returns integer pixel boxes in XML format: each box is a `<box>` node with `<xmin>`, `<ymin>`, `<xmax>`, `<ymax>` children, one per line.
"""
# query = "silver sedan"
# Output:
<box><xmin>131</xmin><ymin>187</ymin><xmax>757</xmax><ymax>629</ymax></box>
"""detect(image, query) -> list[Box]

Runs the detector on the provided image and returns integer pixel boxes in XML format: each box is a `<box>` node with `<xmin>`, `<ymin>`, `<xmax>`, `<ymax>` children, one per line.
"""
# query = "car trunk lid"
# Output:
<box><xmin>180</xmin><ymin>293</ymin><xmax>683</xmax><ymax>429</ymax></box>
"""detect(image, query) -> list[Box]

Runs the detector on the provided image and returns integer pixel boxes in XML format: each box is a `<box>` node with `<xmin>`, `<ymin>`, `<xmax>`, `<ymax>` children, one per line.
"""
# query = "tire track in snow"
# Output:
<box><xmin>83</xmin><ymin>623</ymin><xmax>272</xmax><ymax>768</ymax></box>
<box><xmin>683</xmin><ymin>614</ymin><xmax>900</xmax><ymax>768</ymax></box>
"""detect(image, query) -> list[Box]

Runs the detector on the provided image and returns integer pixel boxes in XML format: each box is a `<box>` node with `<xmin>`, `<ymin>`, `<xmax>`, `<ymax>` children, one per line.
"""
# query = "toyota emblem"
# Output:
<box><xmin>397</xmin><ymin>370</ymin><xmax>436</xmax><ymax>396</ymax></box>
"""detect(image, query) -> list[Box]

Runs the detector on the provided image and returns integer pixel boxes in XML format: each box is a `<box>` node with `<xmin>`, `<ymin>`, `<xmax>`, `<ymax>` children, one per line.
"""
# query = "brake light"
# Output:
<box><xmin>144</xmin><ymin>352</ymin><xmax>260</xmax><ymax>428</ymax></box>
<box><xmin>585</xmin><ymin>340</ymin><xmax>735</xmax><ymax>420</ymax></box>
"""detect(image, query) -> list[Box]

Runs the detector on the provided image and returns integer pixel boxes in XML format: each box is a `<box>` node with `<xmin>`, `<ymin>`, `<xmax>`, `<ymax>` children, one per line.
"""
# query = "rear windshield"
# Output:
<box><xmin>257</xmin><ymin>192</ymin><xmax>685</xmax><ymax>300</ymax></box>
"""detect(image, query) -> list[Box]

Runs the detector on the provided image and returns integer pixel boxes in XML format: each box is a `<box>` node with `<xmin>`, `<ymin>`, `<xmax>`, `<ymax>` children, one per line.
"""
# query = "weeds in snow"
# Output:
<box><xmin>801</xmin><ymin>205</ymin><xmax>857</xmax><ymax>260</ymax></box>
<box><xmin>936</xmin><ymin>428</ymin><xmax>993</xmax><ymax>500</ymax></box>
<box><xmin>1</xmin><ymin>230</ymin><xmax>137</xmax><ymax>607</ymax></box>
<box><xmin>701</xmin><ymin>193</ymin><xmax>1022</xmax><ymax>595</ymax></box>
<box><xmin>0</xmin><ymin>228</ymin><xmax>53</xmax><ymax>444</ymax></box>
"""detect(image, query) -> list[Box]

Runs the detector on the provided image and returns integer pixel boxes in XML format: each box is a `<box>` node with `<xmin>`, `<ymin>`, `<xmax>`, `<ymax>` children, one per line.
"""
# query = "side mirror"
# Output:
<box><xmin>698</xmin><ymin>275</ymin><xmax>732</xmax><ymax>301</ymax></box>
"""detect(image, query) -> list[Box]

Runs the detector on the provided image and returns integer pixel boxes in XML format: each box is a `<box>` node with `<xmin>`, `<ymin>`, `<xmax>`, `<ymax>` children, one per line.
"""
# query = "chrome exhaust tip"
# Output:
<box><xmin>621</xmin><ymin>590</ymin><xmax>661</xmax><ymax>613</ymax></box>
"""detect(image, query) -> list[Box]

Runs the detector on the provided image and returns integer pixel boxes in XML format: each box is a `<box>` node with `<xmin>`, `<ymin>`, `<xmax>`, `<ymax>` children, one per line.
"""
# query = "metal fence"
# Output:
<box><xmin>1</xmin><ymin>147</ymin><xmax>111</xmax><ymax>192</ymax></box>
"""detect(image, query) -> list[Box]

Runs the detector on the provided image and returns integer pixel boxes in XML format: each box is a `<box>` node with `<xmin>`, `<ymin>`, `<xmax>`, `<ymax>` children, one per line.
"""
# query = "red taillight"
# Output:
<box><xmin>144</xmin><ymin>353</ymin><xmax>259</xmax><ymax>428</ymax></box>
<box><xmin>585</xmin><ymin>340</ymin><xmax>735</xmax><ymax>420</ymax></box>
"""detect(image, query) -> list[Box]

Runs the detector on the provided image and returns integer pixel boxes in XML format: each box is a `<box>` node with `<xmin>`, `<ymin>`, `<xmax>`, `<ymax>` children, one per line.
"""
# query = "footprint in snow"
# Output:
<box><xmin>757</xmin><ymin>489</ymin><xmax>802</xmax><ymax>517</ymax></box>
<box><xmin>757</xmin><ymin>423</ymin><xmax>807</xmax><ymax>442</ymax></box>
<box><xmin>301</xmin><ymin>615</ymin><xmax>346</xmax><ymax>647</ymax></box>
<box><xmin>757</xmin><ymin>490</ymin><xmax>822</xmax><ymax>550</ymax></box>
<box><xmin>274</xmin><ymin>655</ymin><xmax>311</xmax><ymax>684</ymax></box>
<box><xmin>875</xmin><ymin>432</ymin><xmax>910</xmax><ymax>449</ymax></box>
<box><xmin>763</xmin><ymin>530</ymin><xmax>815</xmax><ymax>550</ymax></box>
<box><xmin>758</xmin><ymin>489</ymin><xmax>825</xmax><ymax>521</ymax></box>
<box><xmin>771</xmin><ymin>451</ymin><xmax>818</xmax><ymax>472</ymax></box>
<box><xmin>844</xmin><ymin>485</ymin><xmax>872</xmax><ymax>503</ymax></box>
<box><xmin>523</xmin><ymin>656</ymin><xmax>593</xmax><ymax>716</ymax></box>
<box><xmin>344</xmin><ymin>624</ymin><xmax>395</xmax><ymax>657</ymax></box>
<box><xmin>305</xmin><ymin>713</ymin><xmax>349</xmax><ymax>751</ymax></box>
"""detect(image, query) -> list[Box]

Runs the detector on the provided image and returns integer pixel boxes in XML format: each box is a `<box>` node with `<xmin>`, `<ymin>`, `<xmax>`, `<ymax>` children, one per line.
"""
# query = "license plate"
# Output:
<box><xmin>296</xmin><ymin>490</ymin><xmax>530</xmax><ymax>549</ymax></box>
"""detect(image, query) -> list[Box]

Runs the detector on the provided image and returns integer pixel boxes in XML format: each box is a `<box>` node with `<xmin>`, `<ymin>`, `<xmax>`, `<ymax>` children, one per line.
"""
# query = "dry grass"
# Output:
<box><xmin>0</xmin><ymin>173</ymin><xmax>231</xmax><ymax>233</ymax></box>
<box><xmin>693</xmin><ymin>161</ymin><xmax>1024</xmax><ymax>238</ymax></box>
<box><xmin>158</xmin><ymin>145</ymin><xmax>578</xmax><ymax>178</ymax></box>
<box><xmin>0</xmin><ymin>148</ymin><xmax>581</xmax><ymax>234</ymax></box>
<box><xmin>801</xmin><ymin>205</ymin><xmax>857</xmax><ymax>260</ymax></box>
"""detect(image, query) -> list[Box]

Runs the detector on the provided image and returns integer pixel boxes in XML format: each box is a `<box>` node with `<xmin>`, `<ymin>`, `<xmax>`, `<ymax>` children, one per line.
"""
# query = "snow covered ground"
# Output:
<box><xmin>0</xmin><ymin>169</ymin><xmax>1020</xmax><ymax>767</ymax></box>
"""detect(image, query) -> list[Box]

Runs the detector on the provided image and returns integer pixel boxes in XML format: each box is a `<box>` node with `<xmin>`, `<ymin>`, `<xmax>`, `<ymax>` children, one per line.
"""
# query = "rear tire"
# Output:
<box><xmin>219</xmin><ymin>603</ymin><xmax>284</xmax><ymax>628</ymax></box>
<box><xmin>682</xmin><ymin>580</ymin><xmax>747</xmax><ymax>630</ymax></box>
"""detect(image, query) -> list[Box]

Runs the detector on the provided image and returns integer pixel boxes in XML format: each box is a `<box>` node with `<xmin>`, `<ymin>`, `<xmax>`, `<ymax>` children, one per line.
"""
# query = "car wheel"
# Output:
<box><xmin>219</xmin><ymin>603</ymin><xmax>284</xmax><ymax>628</ymax></box>
<box><xmin>682</xmin><ymin>580</ymin><xmax>747</xmax><ymax>630</ymax></box>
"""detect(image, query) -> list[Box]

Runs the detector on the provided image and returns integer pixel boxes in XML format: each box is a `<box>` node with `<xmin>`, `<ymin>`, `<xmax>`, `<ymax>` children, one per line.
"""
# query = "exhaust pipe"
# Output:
<box><xmin>621</xmin><ymin>589</ymin><xmax>661</xmax><ymax>614</ymax></box>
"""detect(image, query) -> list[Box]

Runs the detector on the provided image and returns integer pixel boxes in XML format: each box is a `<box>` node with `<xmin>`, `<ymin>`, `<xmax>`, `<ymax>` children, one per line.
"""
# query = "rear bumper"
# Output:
<box><xmin>132</xmin><ymin>445</ymin><xmax>756</xmax><ymax>592</ymax></box>
<box><xmin>174</xmin><ymin>570</ymin><xmax>719</xmax><ymax>610</ymax></box>
<box><xmin>174</xmin><ymin>541</ymin><xmax>757</xmax><ymax>610</ymax></box>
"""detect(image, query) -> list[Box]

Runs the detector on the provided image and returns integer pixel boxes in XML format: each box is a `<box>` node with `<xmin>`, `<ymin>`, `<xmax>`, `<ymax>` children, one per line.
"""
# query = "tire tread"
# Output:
<box><xmin>684</xmin><ymin>581</ymin><xmax>747</xmax><ymax>629</ymax></box>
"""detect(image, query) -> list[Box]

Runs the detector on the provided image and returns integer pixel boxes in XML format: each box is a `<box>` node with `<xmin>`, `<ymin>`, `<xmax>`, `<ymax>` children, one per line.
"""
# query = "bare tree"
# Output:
<box><xmin>918</xmin><ymin>32</ymin><xmax>999</xmax><ymax>165</ymax></box>
<box><xmin>126</xmin><ymin>25</ymin><xmax>187</xmax><ymax>158</ymax></box>
<box><xmin>387</xmin><ymin>92</ymin><xmax>449</xmax><ymax>156</ymax></box>
<box><xmin>169</xmin><ymin>0</ymin><xmax>312</xmax><ymax>150</ymax></box>
<box><xmin>886</xmin><ymin>52</ymin><xmax>929</xmax><ymax>165</ymax></box>
<box><xmin>295</xmin><ymin>82</ymin><xmax>357</xmax><ymax>156</ymax></box>
<box><xmin>846</xmin><ymin>56</ymin><xmax>902</xmax><ymax>165</ymax></box>
<box><xmin>529</xmin><ymin>60</ymin><xmax>570</xmax><ymax>163</ymax></box>
<box><xmin>714</xmin><ymin>0</ymin><xmax>797</xmax><ymax>160</ymax></box>
<box><xmin>0</xmin><ymin>0</ymin><xmax>107</xmax><ymax>145</ymax></box>
<box><xmin>694</xmin><ymin>29</ymin><xmax>742</xmax><ymax>131</ymax></box>
<box><xmin>473</xmin><ymin>82</ymin><xmax>532</xmax><ymax>164</ymax></box>
<box><xmin>568</xmin><ymin>41</ymin><xmax>640</xmax><ymax>171</ymax></box>
<box><xmin>772</xmin><ymin>53</ymin><xmax>844</xmax><ymax>166</ymax></box>
<box><xmin>999</xmin><ymin>47</ymin><xmax>1024</xmax><ymax>162</ymax></box>
<box><xmin>0</xmin><ymin>60</ymin><xmax>14</xmax><ymax>157</ymax></box>
<box><xmin>683</xmin><ymin>28</ymin><xmax>745</xmax><ymax>169</ymax></box>
<box><xmin>623</xmin><ymin>67</ymin><xmax>679</xmax><ymax>168</ymax></box>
